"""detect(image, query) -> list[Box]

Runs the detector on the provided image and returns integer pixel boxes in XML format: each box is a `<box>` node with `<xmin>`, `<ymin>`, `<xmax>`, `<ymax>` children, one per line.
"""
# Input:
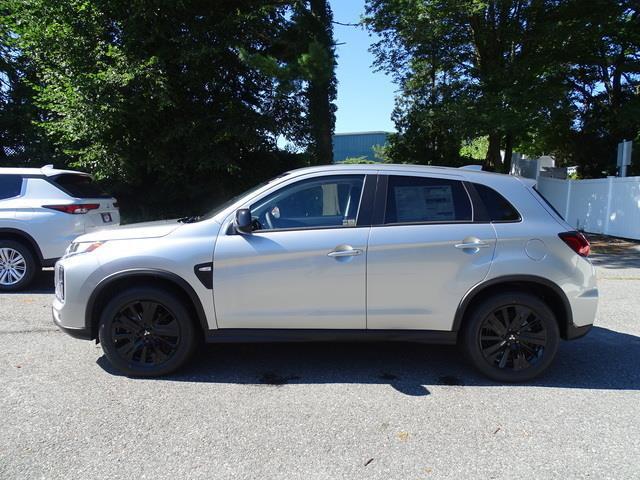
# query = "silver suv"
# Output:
<box><xmin>53</xmin><ymin>165</ymin><xmax>597</xmax><ymax>381</ymax></box>
<box><xmin>0</xmin><ymin>166</ymin><xmax>119</xmax><ymax>290</ymax></box>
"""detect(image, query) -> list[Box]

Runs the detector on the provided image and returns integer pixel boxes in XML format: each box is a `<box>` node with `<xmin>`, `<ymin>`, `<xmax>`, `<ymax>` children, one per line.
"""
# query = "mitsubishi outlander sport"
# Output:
<box><xmin>52</xmin><ymin>164</ymin><xmax>597</xmax><ymax>382</ymax></box>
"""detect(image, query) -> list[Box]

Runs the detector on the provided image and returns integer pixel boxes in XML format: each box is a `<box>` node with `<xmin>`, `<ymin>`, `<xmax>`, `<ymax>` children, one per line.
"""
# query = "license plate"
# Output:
<box><xmin>101</xmin><ymin>213</ymin><xmax>112</xmax><ymax>223</ymax></box>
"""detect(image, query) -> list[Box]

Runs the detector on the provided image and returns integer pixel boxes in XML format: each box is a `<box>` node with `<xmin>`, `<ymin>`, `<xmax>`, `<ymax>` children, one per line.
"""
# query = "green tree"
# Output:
<box><xmin>5</xmin><ymin>0</ymin><xmax>337</xmax><ymax>219</ymax></box>
<box><xmin>365</xmin><ymin>0</ymin><xmax>639</xmax><ymax>174</ymax></box>
<box><xmin>0</xmin><ymin>2</ymin><xmax>53</xmax><ymax>167</ymax></box>
<box><xmin>241</xmin><ymin>0</ymin><xmax>337</xmax><ymax>164</ymax></box>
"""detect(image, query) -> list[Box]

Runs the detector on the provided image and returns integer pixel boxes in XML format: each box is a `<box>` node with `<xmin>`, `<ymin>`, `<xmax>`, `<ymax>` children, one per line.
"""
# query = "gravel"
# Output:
<box><xmin>1</xmin><ymin>259</ymin><xmax>639</xmax><ymax>480</ymax></box>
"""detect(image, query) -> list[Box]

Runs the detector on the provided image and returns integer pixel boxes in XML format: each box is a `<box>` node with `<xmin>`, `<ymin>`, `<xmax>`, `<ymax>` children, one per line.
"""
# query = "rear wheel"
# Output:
<box><xmin>0</xmin><ymin>240</ymin><xmax>37</xmax><ymax>291</ymax></box>
<box><xmin>98</xmin><ymin>287</ymin><xmax>197</xmax><ymax>377</ymax></box>
<box><xmin>463</xmin><ymin>292</ymin><xmax>559</xmax><ymax>382</ymax></box>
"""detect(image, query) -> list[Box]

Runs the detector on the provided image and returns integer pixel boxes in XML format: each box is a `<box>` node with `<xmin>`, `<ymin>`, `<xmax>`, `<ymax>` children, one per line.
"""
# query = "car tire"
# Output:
<box><xmin>462</xmin><ymin>292</ymin><xmax>560</xmax><ymax>382</ymax></box>
<box><xmin>98</xmin><ymin>286</ymin><xmax>197</xmax><ymax>377</ymax></box>
<box><xmin>0</xmin><ymin>240</ymin><xmax>37</xmax><ymax>292</ymax></box>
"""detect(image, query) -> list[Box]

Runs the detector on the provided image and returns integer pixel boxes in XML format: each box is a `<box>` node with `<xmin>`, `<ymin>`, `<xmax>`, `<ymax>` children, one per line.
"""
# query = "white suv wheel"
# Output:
<box><xmin>0</xmin><ymin>248</ymin><xmax>27</xmax><ymax>286</ymax></box>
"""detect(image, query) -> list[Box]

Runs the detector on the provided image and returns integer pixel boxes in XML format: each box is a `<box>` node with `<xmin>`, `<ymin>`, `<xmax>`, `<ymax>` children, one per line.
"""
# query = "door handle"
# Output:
<box><xmin>455</xmin><ymin>241</ymin><xmax>489</xmax><ymax>249</ymax></box>
<box><xmin>327</xmin><ymin>246</ymin><xmax>362</xmax><ymax>257</ymax></box>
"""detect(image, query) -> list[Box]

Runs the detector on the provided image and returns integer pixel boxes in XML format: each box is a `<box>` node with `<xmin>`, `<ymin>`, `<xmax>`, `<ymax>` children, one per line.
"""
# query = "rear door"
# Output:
<box><xmin>366</xmin><ymin>173</ymin><xmax>497</xmax><ymax>331</ymax></box>
<box><xmin>49</xmin><ymin>174</ymin><xmax>120</xmax><ymax>229</ymax></box>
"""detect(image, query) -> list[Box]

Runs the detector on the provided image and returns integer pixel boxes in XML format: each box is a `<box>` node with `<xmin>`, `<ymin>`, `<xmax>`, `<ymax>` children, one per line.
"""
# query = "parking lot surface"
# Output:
<box><xmin>1</xmin><ymin>255</ymin><xmax>639</xmax><ymax>479</ymax></box>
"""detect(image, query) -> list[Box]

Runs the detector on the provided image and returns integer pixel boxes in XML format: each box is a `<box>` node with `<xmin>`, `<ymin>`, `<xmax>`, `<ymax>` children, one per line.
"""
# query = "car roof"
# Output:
<box><xmin>287</xmin><ymin>163</ymin><xmax>525</xmax><ymax>185</ymax></box>
<box><xmin>0</xmin><ymin>165</ymin><xmax>91</xmax><ymax>177</ymax></box>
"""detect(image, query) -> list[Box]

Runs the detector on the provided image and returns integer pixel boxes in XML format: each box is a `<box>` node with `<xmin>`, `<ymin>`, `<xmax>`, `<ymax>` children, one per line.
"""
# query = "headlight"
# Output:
<box><xmin>66</xmin><ymin>241</ymin><xmax>105</xmax><ymax>256</ymax></box>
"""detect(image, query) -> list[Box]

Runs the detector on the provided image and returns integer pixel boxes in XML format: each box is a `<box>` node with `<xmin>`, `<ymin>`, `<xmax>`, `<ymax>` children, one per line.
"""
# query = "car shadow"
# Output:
<box><xmin>96</xmin><ymin>326</ymin><xmax>640</xmax><ymax>395</ymax></box>
<box><xmin>591</xmin><ymin>253</ymin><xmax>640</xmax><ymax>270</ymax></box>
<box><xmin>4</xmin><ymin>269</ymin><xmax>55</xmax><ymax>294</ymax></box>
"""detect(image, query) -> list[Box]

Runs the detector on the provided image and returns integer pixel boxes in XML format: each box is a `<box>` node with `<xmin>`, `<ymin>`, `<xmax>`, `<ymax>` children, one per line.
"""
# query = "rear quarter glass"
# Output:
<box><xmin>0</xmin><ymin>175</ymin><xmax>23</xmax><ymax>200</ymax></box>
<box><xmin>50</xmin><ymin>174</ymin><xmax>111</xmax><ymax>198</ymax></box>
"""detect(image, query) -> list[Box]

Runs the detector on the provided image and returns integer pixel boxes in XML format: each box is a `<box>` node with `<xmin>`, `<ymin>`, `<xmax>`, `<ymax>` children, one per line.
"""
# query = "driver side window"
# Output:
<box><xmin>250</xmin><ymin>175</ymin><xmax>365</xmax><ymax>231</ymax></box>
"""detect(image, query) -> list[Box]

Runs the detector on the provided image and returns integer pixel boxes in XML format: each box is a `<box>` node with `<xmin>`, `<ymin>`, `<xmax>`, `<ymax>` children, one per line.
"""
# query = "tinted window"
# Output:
<box><xmin>385</xmin><ymin>176</ymin><xmax>472</xmax><ymax>224</ymax></box>
<box><xmin>51</xmin><ymin>174</ymin><xmax>110</xmax><ymax>198</ymax></box>
<box><xmin>251</xmin><ymin>175</ymin><xmax>365</xmax><ymax>231</ymax></box>
<box><xmin>474</xmin><ymin>183</ymin><xmax>521</xmax><ymax>222</ymax></box>
<box><xmin>0</xmin><ymin>175</ymin><xmax>23</xmax><ymax>200</ymax></box>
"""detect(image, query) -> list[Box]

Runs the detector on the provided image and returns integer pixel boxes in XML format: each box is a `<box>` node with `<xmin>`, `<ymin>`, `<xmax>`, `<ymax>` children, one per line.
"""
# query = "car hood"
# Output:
<box><xmin>74</xmin><ymin>219</ymin><xmax>182</xmax><ymax>242</ymax></box>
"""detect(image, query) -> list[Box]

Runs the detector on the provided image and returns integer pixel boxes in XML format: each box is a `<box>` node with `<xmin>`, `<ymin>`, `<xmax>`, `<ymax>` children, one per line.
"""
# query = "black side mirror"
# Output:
<box><xmin>234</xmin><ymin>208</ymin><xmax>253</xmax><ymax>234</ymax></box>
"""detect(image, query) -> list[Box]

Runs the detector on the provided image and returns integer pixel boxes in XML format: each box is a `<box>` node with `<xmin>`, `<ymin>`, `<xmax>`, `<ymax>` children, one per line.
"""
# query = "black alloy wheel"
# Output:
<box><xmin>463</xmin><ymin>292</ymin><xmax>559</xmax><ymax>382</ymax></box>
<box><xmin>99</xmin><ymin>287</ymin><xmax>197</xmax><ymax>377</ymax></box>
<box><xmin>479</xmin><ymin>304</ymin><xmax>547</xmax><ymax>371</ymax></box>
<box><xmin>110</xmin><ymin>300</ymin><xmax>181</xmax><ymax>367</ymax></box>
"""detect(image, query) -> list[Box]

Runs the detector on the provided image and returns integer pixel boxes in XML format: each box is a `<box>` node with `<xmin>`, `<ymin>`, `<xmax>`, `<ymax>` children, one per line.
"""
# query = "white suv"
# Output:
<box><xmin>0</xmin><ymin>166</ymin><xmax>119</xmax><ymax>290</ymax></box>
<box><xmin>53</xmin><ymin>164</ymin><xmax>597</xmax><ymax>382</ymax></box>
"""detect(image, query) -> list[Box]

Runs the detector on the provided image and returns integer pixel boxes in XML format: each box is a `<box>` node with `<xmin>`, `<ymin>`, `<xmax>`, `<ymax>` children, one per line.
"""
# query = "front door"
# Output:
<box><xmin>213</xmin><ymin>173</ymin><xmax>370</xmax><ymax>329</ymax></box>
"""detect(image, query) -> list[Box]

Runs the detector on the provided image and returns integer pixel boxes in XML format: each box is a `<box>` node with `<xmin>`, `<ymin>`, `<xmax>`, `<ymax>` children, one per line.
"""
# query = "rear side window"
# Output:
<box><xmin>51</xmin><ymin>174</ymin><xmax>110</xmax><ymax>198</ymax></box>
<box><xmin>473</xmin><ymin>183</ymin><xmax>521</xmax><ymax>222</ymax></box>
<box><xmin>385</xmin><ymin>176</ymin><xmax>472</xmax><ymax>224</ymax></box>
<box><xmin>0</xmin><ymin>175</ymin><xmax>23</xmax><ymax>200</ymax></box>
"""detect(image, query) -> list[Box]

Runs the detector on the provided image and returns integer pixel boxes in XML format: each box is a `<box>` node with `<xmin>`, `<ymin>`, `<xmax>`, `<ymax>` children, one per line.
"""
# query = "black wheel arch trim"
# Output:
<box><xmin>86</xmin><ymin>268</ymin><xmax>210</xmax><ymax>339</ymax></box>
<box><xmin>453</xmin><ymin>275</ymin><xmax>575</xmax><ymax>338</ymax></box>
<box><xmin>0</xmin><ymin>228</ymin><xmax>44</xmax><ymax>263</ymax></box>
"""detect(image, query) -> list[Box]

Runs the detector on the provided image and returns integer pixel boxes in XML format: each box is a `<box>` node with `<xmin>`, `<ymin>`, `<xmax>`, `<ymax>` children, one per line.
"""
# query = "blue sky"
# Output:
<box><xmin>330</xmin><ymin>0</ymin><xmax>396</xmax><ymax>133</ymax></box>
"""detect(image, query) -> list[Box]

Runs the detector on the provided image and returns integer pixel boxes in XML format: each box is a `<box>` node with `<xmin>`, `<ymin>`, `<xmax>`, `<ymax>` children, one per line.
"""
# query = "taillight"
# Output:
<box><xmin>44</xmin><ymin>204</ymin><xmax>100</xmax><ymax>214</ymax></box>
<box><xmin>559</xmin><ymin>231</ymin><xmax>590</xmax><ymax>257</ymax></box>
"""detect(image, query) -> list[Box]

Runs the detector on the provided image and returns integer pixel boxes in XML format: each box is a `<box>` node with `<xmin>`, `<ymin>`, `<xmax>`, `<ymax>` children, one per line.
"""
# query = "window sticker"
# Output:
<box><xmin>394</xmin><ymin>185</ymin><xmax>455</xmax><ymax>222</ymax></box>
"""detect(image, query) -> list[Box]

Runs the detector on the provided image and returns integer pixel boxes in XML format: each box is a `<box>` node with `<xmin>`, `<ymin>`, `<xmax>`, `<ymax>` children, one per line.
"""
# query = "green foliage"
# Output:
<box><xmin>3</xmin><ymin>0</ymin><xmax>338</xmax><ymax>219</ymax></box>
<box><xmin>0</xmin><ymin>2</ymin><xmax>54</xmax><ymax>166</ymax></box>
<box><xmin>459</xmin><ymin>137</ymin><xmax>489</xmax><ymax>162</ymax></box>
<box><xmin>372</xmin><ymin>143</ymin><xmax>391</xmax><ymax>163</ymax></box>
<box><xmin>365</xmin><ymin>0</ymin><xmax>640</xmax><ymax>176</ymax></box>
<box><xmin>342</xmin><ymin>156</ymin><xmax>377</xmax><ymax>164</ymax></box>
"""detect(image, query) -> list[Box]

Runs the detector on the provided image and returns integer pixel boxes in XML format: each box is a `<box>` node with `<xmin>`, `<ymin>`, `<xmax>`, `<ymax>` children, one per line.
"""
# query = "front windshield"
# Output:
<box><xmin>199</xmin><ymin>173</ymin><xmax>290</xmax><ymax>221</ymax></box>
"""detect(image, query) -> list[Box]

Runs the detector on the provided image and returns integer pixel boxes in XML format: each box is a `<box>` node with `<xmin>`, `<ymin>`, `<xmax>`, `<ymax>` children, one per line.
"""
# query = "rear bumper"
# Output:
<box><xmin>53</xmin><ymin>306</ymin><xmax>92</xmax><ymax>340</ymax></box>
<box><xmin>565</xmin><ymin>322</ymin><xmax>593</xmax><ymax>340</ymax></box>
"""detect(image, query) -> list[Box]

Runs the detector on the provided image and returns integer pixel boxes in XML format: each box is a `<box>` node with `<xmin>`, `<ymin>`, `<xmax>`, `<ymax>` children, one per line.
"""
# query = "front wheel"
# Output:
<box><xmin>98</xmin><ymin>287</ymin><xmax>197</xmax><ymax>377</ymax></box>
<box><xmin>462</xmin><ymin>292</ymin><xmax>560</xmax><ymax>382</ymax></box>
<box><xmin>0</xmin><ymin>240</ymin><xmax>37</xmax><ymax>291</ymax></box>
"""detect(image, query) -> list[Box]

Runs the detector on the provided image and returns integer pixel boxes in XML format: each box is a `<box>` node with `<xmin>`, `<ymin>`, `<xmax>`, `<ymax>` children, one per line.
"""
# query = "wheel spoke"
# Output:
<box><xmin>485</xmin><ymin>314</ymin><xmax>507</xmax><ymax>336</ymax></box>
<box><xmin>117</xmin><ymin>339</ymin><xmax>143</xmax><ymax>361</ymax></box>
<box><xmin>113</xmin><ymin>331</ymin><xmax>137</xmax><ymax>341</ymax></box>
<box><xmin>141</xmin><ymin>302</ymin><xmax>159</xmax><ymax>326</ymax></box>
<box><xmin>153</xmin><ymin>321</ymin><xmax>179</xmax><ymax>338</ymax></box>
<box><xmin>152</xmin><ymin>345</ymin><xmax>170</xmax><ymax>363</ymax></box>
<box><xmin>482</xmin><ymin>341</ymin><xmax>506</xmax><ymax>357</ymax></box>
<box><xmin>139</xmin><ymin>346</ymin><xmax>148</xmax><ymax>363</ymax></box>
<box><xmin>513</xmin><ymin>351</ymin><xmax>531</xmax><ymax>371</ymax></box>
<box><xmin>115</xmin><ymin>314</ymin><xmax>141</xmax><ymax>333</ymax></box>
<box><xmin>498</xmin><ymin>349</ymin><xmax>511</xmax><ymax>369</ymax></box>
<box><xmin>519</xmin><ymin>331</ymin><xmax>546</xmax><ymax>346</ymax></box>
<box><xmin>510</xmin><ymin>306</ymin><xmax>528</xmax><ymax>330</ymax></box>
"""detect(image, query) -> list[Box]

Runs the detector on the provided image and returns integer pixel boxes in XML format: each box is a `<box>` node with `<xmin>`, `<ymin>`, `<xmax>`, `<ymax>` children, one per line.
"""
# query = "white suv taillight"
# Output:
<box><xmin>44</xmin><ymin>204</ymin><xmax>100</xmax><ymax>214</ymax></box>
<box><xmin>55</xmin><ymin>264</ymin><xmax>65</xmax><ymax>301</ymax></box>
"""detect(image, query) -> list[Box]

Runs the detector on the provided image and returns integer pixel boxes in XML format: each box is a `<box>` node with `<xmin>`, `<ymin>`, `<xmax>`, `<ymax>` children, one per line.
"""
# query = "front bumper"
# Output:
<box><xmin>53</xmin><ymin>305</ymin><xmax>92</xmax><ymax>340</ymax></box>
<box><xmin>51</xmin><ymin>254</ymin><xmax>102</xmax><ymax>340</ymax></box>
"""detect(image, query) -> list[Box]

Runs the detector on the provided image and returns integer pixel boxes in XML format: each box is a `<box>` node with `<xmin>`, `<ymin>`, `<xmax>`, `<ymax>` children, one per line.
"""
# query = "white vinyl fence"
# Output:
<box><xmin>536</xmin><ymin>176</ymin><xmax>640</xmax><ymax>240</ymax></box>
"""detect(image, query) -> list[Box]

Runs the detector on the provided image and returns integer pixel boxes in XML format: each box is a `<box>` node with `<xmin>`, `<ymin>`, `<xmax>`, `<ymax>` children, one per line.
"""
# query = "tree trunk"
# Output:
<box><xmin>484</xmin><ymin>132</ymin><xmax>502</xmax><ymax>171</ymax></box>
<box><xmin>307</xmin><ymin>0</ymin><xmax>336</xmax><ymax>165</ymax></box>
<box><xmin>503</xmin><ymin>133</ymin><xmax>513</xmax><ymax>174</ymax></box>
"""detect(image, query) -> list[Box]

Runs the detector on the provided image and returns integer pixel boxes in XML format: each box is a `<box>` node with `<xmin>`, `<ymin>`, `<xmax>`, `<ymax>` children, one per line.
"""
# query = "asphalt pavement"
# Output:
<box><xmin>1</xmin><ymin>257</ymin><xmax>639</xmax><ymax>480</ymax></box>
